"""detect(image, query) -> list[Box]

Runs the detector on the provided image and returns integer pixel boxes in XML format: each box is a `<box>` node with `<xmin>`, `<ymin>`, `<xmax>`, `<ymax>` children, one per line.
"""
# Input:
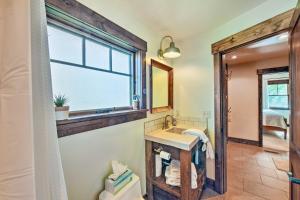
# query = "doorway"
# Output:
<box><xmin>220</xmin><ymin>32</ymin><xmax>290</xmax><ymax>199</ymax></box>
<box><xmin>211</xmin><ymin>9</ymin><xmax>294</xmax><ymax>195</ymax></box>
<box><xmin>258</xmin><ymin>68</ymin><xmax>290</xmax><ymax>153</ymax></box>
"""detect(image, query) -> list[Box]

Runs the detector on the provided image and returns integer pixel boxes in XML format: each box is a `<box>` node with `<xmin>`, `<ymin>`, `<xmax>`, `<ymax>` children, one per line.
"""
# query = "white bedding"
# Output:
<box><xmin>263</xmin><ymin>109</ymin><xmax>287</xmax><ymax>129</ymax></box>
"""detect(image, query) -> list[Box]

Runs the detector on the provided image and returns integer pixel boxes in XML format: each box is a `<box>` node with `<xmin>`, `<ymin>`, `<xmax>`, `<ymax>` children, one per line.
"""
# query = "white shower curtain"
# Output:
<box><xmin>0</xmin><ymin>0</ymin><xmax>68</xmax><ymax>199</ymax></box>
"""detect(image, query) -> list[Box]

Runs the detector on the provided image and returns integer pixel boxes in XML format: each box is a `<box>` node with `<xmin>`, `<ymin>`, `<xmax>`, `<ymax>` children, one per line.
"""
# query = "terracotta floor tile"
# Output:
<box><xmin>258</xmin><ymin>167</ymin><xmax>278</xmax><ymax>178</ymax></box>
<box><xmin>225</xmin><ymin>186</ymin><xmax>265</xmax><ymax>200</ymax></box>
<box><xmin>204</xmin><ymin>141</ymin><xmax>289</xmax><ymax>200</ymax></box>
<box><xmin>276</xmin><ymin>170</ymin><xmax>289</xmax><ymax>181</ymax></box>
<box><xmin>261</xmin><ymin>175</ymin><xmax>289</xmax><ymax>192</ymax></box>
<box><xmin>244</xmin><ymin>180</ymin><xmax>288</xmax><ymax>200</ymax></box>
<box><xmin>256</xmin><ymin>159</ymin><xmax>276</xmax><ymax>169</ymax></box>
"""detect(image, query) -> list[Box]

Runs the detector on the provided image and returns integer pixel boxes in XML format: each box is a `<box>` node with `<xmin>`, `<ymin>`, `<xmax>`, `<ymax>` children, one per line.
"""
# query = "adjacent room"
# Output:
<box><xmin>2</xmin><ymin>0</ymin><xmax>300</xmax><ymax>200</ymax></box>
<box><xmin>224</xmin><ymin>32</ymin><xmax>290</xmax><ymax>199</ymax></box>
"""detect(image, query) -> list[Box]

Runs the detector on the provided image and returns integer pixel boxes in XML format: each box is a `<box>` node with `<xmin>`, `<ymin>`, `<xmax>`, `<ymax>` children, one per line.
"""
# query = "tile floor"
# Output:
<box><xmin>207</xmin><ymin>141</ymin><xmax>289</xmax><ymax>200</ymax></box>
<box><xmin>263</xmin><ymin>130</ymin><xmax>289</xmax><ymax>152</ymax></box>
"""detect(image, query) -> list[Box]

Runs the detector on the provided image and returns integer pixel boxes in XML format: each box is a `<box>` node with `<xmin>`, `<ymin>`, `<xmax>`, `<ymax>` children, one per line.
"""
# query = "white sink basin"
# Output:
<box><xmin>144</xmin><ymin>127</ymin><xmax>199</xmax><ymax>151</ymax></box>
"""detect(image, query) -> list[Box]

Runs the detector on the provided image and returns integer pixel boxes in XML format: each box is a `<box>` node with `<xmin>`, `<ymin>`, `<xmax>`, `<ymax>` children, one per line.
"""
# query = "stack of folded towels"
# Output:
<box><xmin>105</xmin><ymin>161</ymin><xmax>133</xmax><ymax>194</ymax></box>
<box><xmin>165</xmin><ymin>160</ymin><xmax>198</xmax><ymax>189</ymax></box>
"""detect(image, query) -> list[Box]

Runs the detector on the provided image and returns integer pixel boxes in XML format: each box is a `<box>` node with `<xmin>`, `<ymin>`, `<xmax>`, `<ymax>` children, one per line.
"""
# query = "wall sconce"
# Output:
<box><xmin>158</xmin><ymin>36</ymin><xmax>181</xmax><ymax>59</ymax></box>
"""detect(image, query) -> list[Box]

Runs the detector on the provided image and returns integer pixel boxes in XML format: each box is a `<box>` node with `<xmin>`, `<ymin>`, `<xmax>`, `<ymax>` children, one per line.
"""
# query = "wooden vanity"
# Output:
<box><xmin>145</xmin><ymin>129</ymin><xmax>206</xmax><ymax>200</ymax></box>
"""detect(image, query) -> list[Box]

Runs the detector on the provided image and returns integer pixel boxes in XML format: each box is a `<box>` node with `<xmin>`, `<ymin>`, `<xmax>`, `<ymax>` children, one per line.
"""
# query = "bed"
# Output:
<box><xmin>263</xmin><ymin>109</ymin><xmax>288</xmax><ymax>139</ymax></box>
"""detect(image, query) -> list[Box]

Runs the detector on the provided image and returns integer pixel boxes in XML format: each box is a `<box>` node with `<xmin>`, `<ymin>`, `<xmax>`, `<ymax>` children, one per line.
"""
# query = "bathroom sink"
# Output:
<box><xmin>166</xmin><ymin>127</ymin><xmax>187</xmax><ymax>134</ymax></box>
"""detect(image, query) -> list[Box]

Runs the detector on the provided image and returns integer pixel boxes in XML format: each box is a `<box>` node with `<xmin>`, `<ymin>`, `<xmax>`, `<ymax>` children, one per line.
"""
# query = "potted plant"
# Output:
<box><xmin>132</xmin><ymin>95</ymin><xmax>140</xmax><ymax>110</ymax></box>
<box><xmin>54</xmin><ymin>94</ymin><xmax>69</xmax><ymax>120</ymax></box>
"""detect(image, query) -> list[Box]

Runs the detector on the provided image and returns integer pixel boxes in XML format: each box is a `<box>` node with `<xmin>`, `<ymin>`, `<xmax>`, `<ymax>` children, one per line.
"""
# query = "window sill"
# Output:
<box><xmin>56</xmin><ymin>109</ymin><xmax>147</xmax><ymax>138</ymax></box>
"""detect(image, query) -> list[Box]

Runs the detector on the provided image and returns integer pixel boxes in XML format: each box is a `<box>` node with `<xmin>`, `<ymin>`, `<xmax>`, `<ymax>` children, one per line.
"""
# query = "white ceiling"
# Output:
<box><xmin>120</xmin><ymin>0</ymin><xmax>268</xmax><ymax>40</ymax></box>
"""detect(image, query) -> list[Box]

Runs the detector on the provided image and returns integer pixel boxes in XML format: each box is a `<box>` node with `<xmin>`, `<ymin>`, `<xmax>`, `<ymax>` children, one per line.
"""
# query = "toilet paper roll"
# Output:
<box><xmin>155</xmin><ymin>154</ymin><xmax>162</xmax><ymax>177</ymax></box>
<box><xmin>160</xmin><ymin>151</ymin><xmax>171</xmax><ymax>160</ymax></box>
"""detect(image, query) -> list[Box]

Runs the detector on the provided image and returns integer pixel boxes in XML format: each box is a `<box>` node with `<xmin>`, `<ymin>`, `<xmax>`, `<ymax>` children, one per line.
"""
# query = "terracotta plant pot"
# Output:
<box><xmin>55</xmin><ymin>106</ymin><xmax>70</xmax><ymax>120</ymax></box>
<box><xmin>132</xmin><ymin>100</ymin><xmax>140</xmax><ymax>110</ymax></box>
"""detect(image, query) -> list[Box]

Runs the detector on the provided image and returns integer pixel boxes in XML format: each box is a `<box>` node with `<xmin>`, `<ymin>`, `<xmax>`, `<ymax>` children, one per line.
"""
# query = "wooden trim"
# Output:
<box><xmin>151</xmin><ymin>106</ymin><xmax>172</xmax><ymax>113</ymax></box>
<box><xmin>257</xmin><ymin>66</ymin><xmax>290</xmax><ymax>146</ymax></box>
<box><xmin>214</xmin><ymin>53</ymin><xmax>226</xmax><ymax>194</ymax></box>
<box><xmin>150</xmin><ymin>59</ymin><xmax>174</xmax><ymax>113</ymax></box>
<box><xmin>212</xmin><ymin>9</ymin><xmax>294</xmax><ymax>54</ymax></box>
<box><xmin>290</xmin><ymin>1</ymin><xmax>300</xmax><ymax>28</ymax></box>
<box><xmin>145</xmin><ymin>141</ymin><xmax>154</xmax><ymax>200</ymax></box>
<box><xmin>268</xmin><ymin>79</ymin><xmax>289</xmax><ymax>85</ymax></box>
<box><xmin>46</xmin><ymin>0</ymin><xmax>148</xmax><ymax>115</ymax></box>
<box><xmin>141</xmin><ymin>51</ymin><xmax>147</xmax><ymax>110</ymax></box>
<box><xmin>69</xmin><ymin>106</ymin><xmax>132</xmax><ymax>117</ymax></box>
<box><xmin>56</xmin><ymin>109</ymin><xmax>147</xmax><ymax>137</ymax></box>
<box><xmin>258</xmin><ymin>73</ymin><xmax>263</xmax><ymax>147</ymax></box>
<box><xmin>228</xmin><ymin>137</ymin><xmax>260</xmax><ymax>146</ymax></box>
<box><xmin>45</xmin><ymin>0</ymin><xmax>147</xmax><ymax>51</ymax></box>
<box><xmin>257</xmin><ymin>66</ymin><xmax>289</xmax><ymax>75</ymax></box>
<box><xmin>213</xmin><ymin>10</ymin><xmax>295</xmax><ymax>195</ymax></box>
<box><xmin>180</xmin><ymin>150</ymin><xmax>192</xmax><ymax>200</ymax></box>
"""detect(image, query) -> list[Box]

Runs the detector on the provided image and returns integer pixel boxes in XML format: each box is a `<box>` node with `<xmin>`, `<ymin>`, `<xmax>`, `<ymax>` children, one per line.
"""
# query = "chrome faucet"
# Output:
<box><xmin>163</xmin><ymin>115</ymin><xmax>177</xmax><ymax>130</ymax></box>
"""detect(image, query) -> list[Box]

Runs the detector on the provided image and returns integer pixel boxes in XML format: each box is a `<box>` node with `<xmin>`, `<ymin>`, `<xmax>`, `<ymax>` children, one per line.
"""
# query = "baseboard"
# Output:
<box><xmin>205</xmin><ymin>178</ymin><xmax>215</xmax><ymax>190</ymax></box>
<box><xmin>228</xmin><ymin>137</ymin><xmax>259</xmax><ymax>146</ymax></box>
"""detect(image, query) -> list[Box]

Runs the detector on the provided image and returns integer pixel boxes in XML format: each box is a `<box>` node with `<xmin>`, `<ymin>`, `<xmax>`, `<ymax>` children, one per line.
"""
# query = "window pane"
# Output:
<box><xmin>86</xmin><ymin>40</ymin><xmax>110</xmax><ymax>70</ymax></box>
<box><xmin>267</xmin><ymin>84</ymin><xmax>277</xmax><ymax>95</ymax></box>
<box><xmin>269</xmin><ymin>96</ymin><xmax>288</xmax><ymax>108</ymax></box>
<box><xmin>278</xmin><ymin>84</ymin><xmax>288</xmax><ymax>95</ymax></box>
<box><xmin>112</xmin><ymin>49</ymin><xmax>131</xmax><ymax>74</ymax></box>
<box><xmin>51</xmin><ymin>62</ymin><xmax>131</xmax><ymax>111</ymax></box>
<box><xmin>48</xmin><ymin>26</ymin><xmax>83</xmax><ymax>64</ymax></box>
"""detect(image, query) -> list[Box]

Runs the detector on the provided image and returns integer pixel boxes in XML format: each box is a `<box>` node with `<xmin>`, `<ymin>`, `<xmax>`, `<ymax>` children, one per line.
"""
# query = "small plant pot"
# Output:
<box><xmin>55</xmin><ymin>106</ymin><xmax>69</xmax><ymax>120</ymax></box>
<box><xmin>132</xmin><ymin>100</ymin><xmax>140</xmax><ymax>110</ymax></box>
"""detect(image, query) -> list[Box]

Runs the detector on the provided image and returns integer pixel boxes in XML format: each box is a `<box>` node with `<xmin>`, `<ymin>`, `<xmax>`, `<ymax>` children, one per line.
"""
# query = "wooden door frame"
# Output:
<box><xmin>212</xmin><ymin>9</ymin><xmax>294</xmax><ymax>194</ymax></box>
<box><xmin>257</xmin><ymin>66</ymin><xmax>289</xmax><ymax>147</ymax></box>
<box><xmin>289</xmin><ymin>2</ymin><xmax>300</xmax><ymax>199</ymax></box>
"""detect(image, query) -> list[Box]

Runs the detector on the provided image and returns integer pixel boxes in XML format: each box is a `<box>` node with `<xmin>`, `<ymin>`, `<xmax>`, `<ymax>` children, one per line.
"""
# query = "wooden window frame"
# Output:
<box><xmin>267</xmin><ymin>79</ymin><xmax>290</xmax><ymax>110</ymax></box>
<box><xmin>45</xmin><ymin>0</ymin><xmax>148</xmax><ymax>137</ymax></box>
<box><xmin>49</xmin><ymin>23</ymin><xmax>135</xmax><ymax>114</ymax></box>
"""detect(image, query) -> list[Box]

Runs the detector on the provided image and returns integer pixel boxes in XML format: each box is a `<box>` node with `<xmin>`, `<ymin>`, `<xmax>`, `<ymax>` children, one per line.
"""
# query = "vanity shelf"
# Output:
<box><xmin>146</xmin><ymin>141</ymin><xmax>206</xmax><ymax>200</ymax></box>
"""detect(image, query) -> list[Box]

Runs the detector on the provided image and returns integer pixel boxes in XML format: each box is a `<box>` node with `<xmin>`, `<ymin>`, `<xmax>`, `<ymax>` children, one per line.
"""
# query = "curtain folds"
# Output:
<box><xmin>0</xmin><ymin>0</ymin><xmax>68</xmax><ymax>199</ymax></box>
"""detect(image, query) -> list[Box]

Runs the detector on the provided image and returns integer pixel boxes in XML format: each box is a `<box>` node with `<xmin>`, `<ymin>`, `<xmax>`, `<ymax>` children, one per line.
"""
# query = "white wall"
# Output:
<box><xmin>173</xmin><ymin>0</ymin><xmax>297</xmax><ymax>144</ymax></box>
<box><xmin>228</xmin><ymin>57</ymin><xmax>289</xmax><ymax>141</ymax></box>
<box><xmin>57</xmin><ymin>0</ymin><xmax>297</xmax><ymax>199</ymax></box>
<box><xmin>173</xmin><ymin>0</ymin><xmax>296</xmax><ymax>180</ymax></box>
<box><xmin>57</xmin><ymin>1</ymin><xmax>171</xmax><ymax>199</ymax></box>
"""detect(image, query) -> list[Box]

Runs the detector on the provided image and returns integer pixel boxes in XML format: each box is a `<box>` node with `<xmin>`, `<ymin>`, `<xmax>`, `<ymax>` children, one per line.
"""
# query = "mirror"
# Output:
<box><xmin>150</xmin><ymin>59</ymin><xmax>173</xmax><ymax>113</ymax></box>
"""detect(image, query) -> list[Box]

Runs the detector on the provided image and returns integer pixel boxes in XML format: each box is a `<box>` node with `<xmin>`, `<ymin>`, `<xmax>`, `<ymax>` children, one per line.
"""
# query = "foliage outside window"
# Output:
<box><xmin>47</xmin><ymin>24</ymin><xmax>136</xmax><ymax>112</ymax></box>
<box><xmin>267</xmin><ymin>80</ymin><xmax>289</xmax><ymax>110</ymax></box>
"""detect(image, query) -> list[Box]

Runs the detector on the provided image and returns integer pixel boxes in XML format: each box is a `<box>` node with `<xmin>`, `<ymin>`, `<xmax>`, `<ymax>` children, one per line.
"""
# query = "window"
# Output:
<box><xmin>267</xmin><ymin>80</ymin><xmax>289</xmax><ymax>109</ymax></box>
<box><xmin>48</xmin><ymin>25</ymin><xmax>135</xmax><ymax>112</ymax></box>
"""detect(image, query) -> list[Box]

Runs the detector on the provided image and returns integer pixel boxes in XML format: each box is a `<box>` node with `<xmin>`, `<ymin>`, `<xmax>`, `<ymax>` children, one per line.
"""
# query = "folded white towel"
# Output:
<box><xmin>183</xmin><ymin>129</ymin><xmax>215</xmax><ymax>159</ymax></box>
<box><xmin>165</xmin><ymin>160</ymin><xmax>197</xmax><ymax>189</ymax></box>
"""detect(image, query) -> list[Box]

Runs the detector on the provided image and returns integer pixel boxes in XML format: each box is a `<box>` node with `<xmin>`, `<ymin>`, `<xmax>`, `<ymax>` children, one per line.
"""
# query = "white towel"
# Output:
<box><xmin>183</xmin><ymin>129</ymin><xmax>215</xmax><ymax>159</ymax></box>
<box><xmin>165</xmin><ymin>160</ymin><xmax>197</xmax><ymax>189</ymax></box>
<box><xmin>183</xmin><ymin>129</ymin><xmax>208</xmax><ymax>143</ymax></box>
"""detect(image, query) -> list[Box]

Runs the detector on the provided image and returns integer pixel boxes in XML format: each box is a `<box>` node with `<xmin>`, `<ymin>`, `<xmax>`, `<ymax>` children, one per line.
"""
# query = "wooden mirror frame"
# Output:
<box><xmin>150</xmin><ymin>59</ymin><xmax>173</xmax><ymax>113</ymax></box>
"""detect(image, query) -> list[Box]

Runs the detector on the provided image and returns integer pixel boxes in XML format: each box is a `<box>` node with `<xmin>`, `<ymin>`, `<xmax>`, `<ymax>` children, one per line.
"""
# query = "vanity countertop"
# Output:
<box><xmin>144</xmin><ymin>127</ymin><xmax>199</xmax><ymax>151</ymax></box>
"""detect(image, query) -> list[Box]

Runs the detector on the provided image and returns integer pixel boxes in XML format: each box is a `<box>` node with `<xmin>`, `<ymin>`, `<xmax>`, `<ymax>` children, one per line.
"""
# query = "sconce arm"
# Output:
<box><xmin>160</xmin><ymin>35</ymin><xmax>174</xmax><ymax>50</ymax></box>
